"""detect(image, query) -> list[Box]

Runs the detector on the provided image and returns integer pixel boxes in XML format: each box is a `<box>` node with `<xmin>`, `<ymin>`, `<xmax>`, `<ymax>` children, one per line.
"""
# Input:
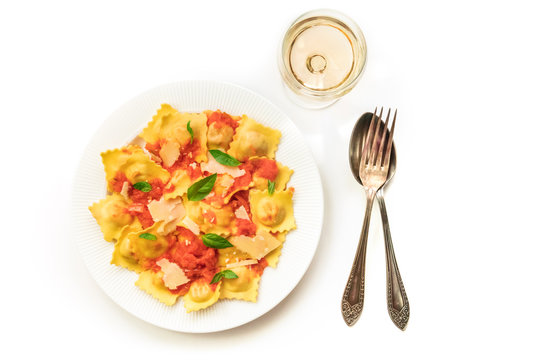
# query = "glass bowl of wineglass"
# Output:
<box><xmin>278</xmin><ymin>9</ymin><xmax>367</xmax><ymax>109</ymax></box>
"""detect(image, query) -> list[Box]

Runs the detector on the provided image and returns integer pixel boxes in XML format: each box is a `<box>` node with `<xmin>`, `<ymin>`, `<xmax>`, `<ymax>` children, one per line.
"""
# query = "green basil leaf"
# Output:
<box><xmin>202</xmin><ymin>233</ymin><xmax>233</xmax><ymax>249</ymax></box>
<box><xmin>210</xmin><ymin>272</ymin><xmax>223</xmax><ymax>284</ymax></box>
<box><xmin>267</xmin><ymin>180</ymin><xmax>275</xmax><ymax>195</ymax></box>
<box><xmin>221</xmin><ymin>269</ymin><xmax>239</xmax><ymax>279</ymax></box>
<box><xmin>187</xmin><ymin>120</ymin><xmax>194</xmax><ymax>145</ymax></box>
<box><xmin>139</xmin><ymin>233</ymin><xmax>157</xmax><ymax>241</ymax></box>
<box><xmin>210</xmin><ymin>270</ymin><xmax>238</xmax><ymax>284</ymax></box>
<box><xmin>133</xmin><ymin>181</ymin><xmax>152</xmax><ymax>192</ymax></box>
<box><xmin>187</xmin><ymin>173</ymin><xmax>217</xmax><ymax>201</ymax></box>
<box><xmin>209</xmin><ymin>149</ymin><xmax>241</xmax><ymax>167</ymax></box>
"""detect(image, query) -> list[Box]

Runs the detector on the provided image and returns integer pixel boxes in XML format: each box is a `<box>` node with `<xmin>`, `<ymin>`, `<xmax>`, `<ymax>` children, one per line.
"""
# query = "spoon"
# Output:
<box><xmin>349</xmin><ymin>112</ymin><xmax>409</xmax><ymax>330</ymax></box>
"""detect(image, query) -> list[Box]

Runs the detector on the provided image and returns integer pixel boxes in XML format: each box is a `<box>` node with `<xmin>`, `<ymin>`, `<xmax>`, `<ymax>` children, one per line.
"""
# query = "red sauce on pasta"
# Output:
<box><xmin>230</xmin><ymin>163</ymin><xmax>253</xmax><ymax>190</ymax></box>
<box><xmin>170</xmin><ymin>139</ymin><xmax>202</xmax><ymax>172</ymax></box>
<box><xmin>146</xmin><ymin>139</ymin><xmax>203</xmax><ymax>175</ymax></box>
<box><xmin>250</xmin><ymin>158</ymin><xmax>279</xmax><ymax>181</ymax></box>
<box><xmin>207</xmin><ymin>111</ymin><xmax>239</xmax><ymax>130</ymax></box>
<box><xmin>231</xmin><ymin>190</ymin><xmax>251</xmax><ymax>214</ymax></box>
<box><xmin>145</xmin><ymin>141</ymin><xmax>161</xmax><ymax>157</ymax></box>
<box><xmin>130</xmin><ymin>178</ymin><xmax>165</xmax><ymax>203</ymax></box>
<box><xmin>134</xmin><ymin>206</ymin><xmax>154</xmax><ymax>229</ymax></box>
<box><xmin>235</xmin><ymin>218</ymin><xmax>257</xmax><ymax>236</ymax></box>
<box><xmin>110</xmin><ymin>172</ymin><xmax>164</xmax><ymax>204</ymax></box>
<box><xmin>230</xmin><ymin>191</ymin><xmax>256</xmax><ymax>236</ymax></box>
<box><xmin>202</xmin><ymin>209</ymin><xmax>217</xmax><ymax>224</ymax></box>
<box><xmin>162</xmin><ymin>227</ymin><xmax>219</xmax><ymax>292</ymax></box>
<box><xmin>110</xmin><ymin>172</ymin><xmax>129</xmax><ymax>193</ymax></box>
<box><xmin>186</xmin><ymin>163</ymin><xmax>202</xmax><ymax>181</ymax></box>
<box><xmin>250</xmin><ymin>258</ymin><xmax>268</xmax><ymax>276</ymax></box>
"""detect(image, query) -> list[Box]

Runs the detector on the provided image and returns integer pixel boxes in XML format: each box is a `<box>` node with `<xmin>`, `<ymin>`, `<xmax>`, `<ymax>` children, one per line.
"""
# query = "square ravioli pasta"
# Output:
<box><xmin>89</xmin><ymin>104</ymin><xmax>295</xmax><ymax>313</ymax></box>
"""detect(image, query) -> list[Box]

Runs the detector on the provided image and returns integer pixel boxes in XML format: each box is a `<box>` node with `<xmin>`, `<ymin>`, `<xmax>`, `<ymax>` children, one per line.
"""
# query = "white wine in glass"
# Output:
<box><xmin>279</xmin><ymin>9</ymin><xmax>367</xmax><ymax>108</ymax></box>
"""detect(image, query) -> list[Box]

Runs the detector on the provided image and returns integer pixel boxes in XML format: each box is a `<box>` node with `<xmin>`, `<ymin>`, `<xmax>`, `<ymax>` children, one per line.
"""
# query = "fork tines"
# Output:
<box><xmin>361</xmin><ymin>107</ymin><xmax>397</xmax><ymax>171</ymax></box>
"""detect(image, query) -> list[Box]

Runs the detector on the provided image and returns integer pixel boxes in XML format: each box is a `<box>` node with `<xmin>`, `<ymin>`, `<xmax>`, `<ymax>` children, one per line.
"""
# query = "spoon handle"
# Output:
<box><xmin>377</xmin><ymin>192</ymin><xmax>410</xmax><ymax>330</ymax></box>
<box><xmin>341</xmin><ymin>189</ymin><xmax>376</xmax><ymax>326</ymax></box>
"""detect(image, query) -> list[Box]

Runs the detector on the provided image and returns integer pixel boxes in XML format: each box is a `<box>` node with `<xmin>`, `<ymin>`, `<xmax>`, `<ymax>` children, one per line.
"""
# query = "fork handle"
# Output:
<box><xmin>377</xmin><ymin>192</ymin><xmax>410</xmax><ymax>330</ymax></box>
<box><xmin>341</xmin><ymin>189</ymin><xmax>376</xmax><ymax>326</ymax></box>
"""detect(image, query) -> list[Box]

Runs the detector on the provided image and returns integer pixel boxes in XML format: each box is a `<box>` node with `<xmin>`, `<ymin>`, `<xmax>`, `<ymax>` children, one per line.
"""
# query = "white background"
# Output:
<box><xmin>1</xmin><ymin>0</ymin><xmax>539</xmax><ymax>358</ymax></box>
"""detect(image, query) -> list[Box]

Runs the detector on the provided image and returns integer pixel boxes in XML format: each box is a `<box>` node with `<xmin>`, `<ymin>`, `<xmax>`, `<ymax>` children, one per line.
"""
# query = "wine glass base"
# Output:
<box><xmin>281</xmin><ymin>83</ymin><xmax>340</xmax><ymax>109</ymax></box>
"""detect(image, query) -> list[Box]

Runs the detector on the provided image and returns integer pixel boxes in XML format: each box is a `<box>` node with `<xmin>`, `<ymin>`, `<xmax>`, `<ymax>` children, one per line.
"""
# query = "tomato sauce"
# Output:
<box><xmin>111</xmin><ymin>174</ymin><xmax>163</xmax><ymax>229</ymax></box>
<box><xmin>130</xmin><ymin>178</ymin><xmax>165</xmax><ymax>203</ymax></box>
<box><xmin>111</xmin><ymin>172</ymin><xmax>164</xmax><ymax>203</ymax></box>
<box><xmin>230</xmin><ymin>190</ymin><xmax>257</xmax><ymax>236</ymax></box>
<box><xmin>110</xmin><ymin>172</ymin><xmax>129</xmax><ymax>193</ymax></box>
<box><xmin>133</xmin><ymin>206</ymin><xmax>154</xmax><ymax>229</ymax></box>
<box><xmin>168</xmin><ymin>139</ymin><xmax>202</xmax><ymax>173</ymax></box>
<box><xmin>202</xmin><ymin>209</ymin><xmax>217</xmax><ymax>224</ymax></box>
<box><xmin>146</xmin><ymin>139</ymin><xmax>203</xmax><ymax>176</ymax></box>
<box><xmin>207</xmin><ymin>111</ymin><xmax>239</xmax><ymax>130</ymax></box>
<box><xmin>230</xmin><ymin>163</ymin><xmax>253</xmax><ymax>190</ymax></box>
<box><xmin>231</xmin><ymin>190</ymin><xmax>252</xmax><ymax>214</ymax></box>
<box><xmin>250</xmin><ymin>158</ymin><xmax>278</xmax><ymax>181</ymax></box>
<box><xmin>162</xmin><ymin>227</ymin><xmax>218</xmax><ymax>291</ymax></box>
<box><xmin>250</xmin><ymin>258</ymin><xmax>268</xmax><ymax>276</ymax></box>
<box><xmin>189</xmin><ymin>165</ymin><xmax>202</xmax><ymax>181</ymax></box>
<box><xmin>164</xmin><ymin>183</ymin><xmax>175</xmax><ymax>195</ymax></box>
<box><xmin>202</xmin><ymin>192</ymin><xmax>225</xmax><ymax>208</ymax></box>
<box><xmin>235</xmin><ymin>218</ymin><xmax>257</xmax><ymax>236</ymax></box>
<box><xmin>145</xmin><ymin>141</ymin><xmax>161</xmax><ymax>157</ymax></box>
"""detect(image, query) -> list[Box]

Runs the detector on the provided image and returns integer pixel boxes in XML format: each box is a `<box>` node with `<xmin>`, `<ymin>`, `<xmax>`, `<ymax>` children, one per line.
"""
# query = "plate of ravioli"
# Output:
<box><xmin>72</xmin><ymin>81</ymin><xmax>323</xmax><ymax>332</ymax></box>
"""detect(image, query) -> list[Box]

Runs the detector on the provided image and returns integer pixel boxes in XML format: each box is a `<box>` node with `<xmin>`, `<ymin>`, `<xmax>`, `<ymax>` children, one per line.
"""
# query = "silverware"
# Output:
<box><xmin>347</xmin><ymin>109</ymin><xmax>409</xmax><ymax>330</ymax></box>
<box><xmin>341</xmin><ymin>108</ymin><xmax>397</xmax><ymax>326</ymax></box>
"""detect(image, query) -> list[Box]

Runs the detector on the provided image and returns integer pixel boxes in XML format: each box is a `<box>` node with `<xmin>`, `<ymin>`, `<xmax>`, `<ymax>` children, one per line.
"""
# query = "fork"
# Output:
<box><xmin>341</xmin><ymin>108</ymin><xmax>396</xmax><ymax>326</ymax></box>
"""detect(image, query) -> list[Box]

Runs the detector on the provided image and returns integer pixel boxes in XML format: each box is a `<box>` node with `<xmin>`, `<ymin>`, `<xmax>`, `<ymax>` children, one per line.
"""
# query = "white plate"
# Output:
<box><xmin>72</xmin><ymin>81</ymin><xmax>324</xmax><ymax>333</ymax></box>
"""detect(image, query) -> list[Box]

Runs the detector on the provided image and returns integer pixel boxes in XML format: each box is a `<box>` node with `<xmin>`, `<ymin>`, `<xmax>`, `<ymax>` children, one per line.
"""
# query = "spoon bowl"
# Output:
<box><xmin>349</xmin><ymin>112</ymin><xmax>397</xmax><ymax>186</ymax></box>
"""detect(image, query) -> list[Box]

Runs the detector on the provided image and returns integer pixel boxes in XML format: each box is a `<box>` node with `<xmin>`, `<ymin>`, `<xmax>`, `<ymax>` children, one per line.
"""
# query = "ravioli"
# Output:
<box><xmin>205</xmin><ymin>110</ymin><xmax>240</xmax><ymax>151</ymax></box>
<box><xmin>101</xmin><ymin>145</ymin><xmax>170</xmax><ymax>192</ymax></box>
<box><xmin>250</xmin><ymin>189</ymin><xmax>296</xmax><ymax>233</ymax></box>
<box><xmin>135</xmin><ymin>270</ymin><xmax>181</xmax><ymax>306</ymax></box>
<box><xmin>250</xmin><ymin>157</ymin><xmax>293</xmax><ymax>191</ymax></box>
<box><xmin>184</xmin><ymin>199</ymin><xmax>235</xmax><ymax>236</ymax></box>
<box><xmin>126</xmin><ymin>222</ymin><xmax>170</xmax><ymax>261</ymax></box>
<box><xmin>264</xmin><ymin>232</ymin><xmax>286</xmax><ymax>268</ymax></box>
<box><xmin>89</xmin><ymin>193</ymin><xmax>134</xmax><ymax>242</ymax></box>
<box><xmin>140</xmin><ymin>104</ymin><xmax>208</xmax><ymax>164</ymax></box>
<box><xmin>228</xmin><ymin>115</ymin><xmax>281</xmax><ymax>161</ymax></box>
<box><xmin>183</xmin><ymin>281</ymin><xmax>221</xmax><ymax>312</ymax></box>
<box><xmin>219</xmin><ymin>266</ymin><xmax>260</xmax><ymax>302</ymax></box>
<box><xmin>164</xmin><ymin>167</ymin><xmax>202</xmax><ymax>199</ymax></box>
<box><xmin>89</xmin><ymin>104</ymin><xmax>296</xmax><ymax>313</ymax></box>
<box><xmin>111</xmin><ymin>219</ymin><xmax>144</xmax><ymax>273</ymax></box>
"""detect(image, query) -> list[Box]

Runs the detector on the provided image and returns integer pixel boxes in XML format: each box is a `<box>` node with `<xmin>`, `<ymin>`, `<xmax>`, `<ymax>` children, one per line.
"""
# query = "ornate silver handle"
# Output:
<box><xmin>341</xmin><ymin>189</ymin><xmax>376</xmax><ymax>326</ymax></box>
<box><xmin>377</xmin><ymin>191</ymin><xmax>409</xmax><ymax>330</ymax></box>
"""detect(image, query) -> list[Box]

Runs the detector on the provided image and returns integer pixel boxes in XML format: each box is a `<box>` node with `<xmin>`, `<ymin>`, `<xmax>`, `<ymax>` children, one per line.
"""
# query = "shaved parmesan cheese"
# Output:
<box><xmin>148</xmin><ymin>197</ymin><xmax>186</xmax><ymax>235</ymax></box>
<box><xmin>234</xmin><ymin>206</ymin><xmax>250</xmax><ymax>220</ymax></box>
<box><xmin>156</xmin><ymin>258</ymin><xmax>189</xmax><ymax>290</ymax></box>
<box><xmin>225</xmin><ymin>259</ymin><xmax>258</xmax><ymax>269</ymax></box>
<box><xmin>219</xmin><ymin>175</ymin><xmax>235</xmax><ymax>192</ymax></box>
<box><xmin>201</xmin><ymin>153</ymin><xmax>245</xmax><ymax>178</ymax></box>
<box><xmin>182</xmin><ymin>216</ymin><xmax>200</xmax><ymax>235</ymax></box>
<box><xmin>159</xmin><ymin>141</ymin><xmax>180</xmax><ymax>167</ymax></box>
<box><xmin>149</xmin><ymin>152</ymin><xmax>162</xmax><ymax>164</ymax></box>
<box><xmin>229</xmin><ymin>230</ymin><xmax>281</xmax><ymax>259</ymax></box>
<box><xmin>120</xmin><ymin>181</ymin><xmax>130</xmax><ymax>201</ymax></box>
<box><xmin>157</xmin><ymin>220</ymin><xmax>177</xmax><ymax>236</ymax></box>
<box><xmin>148</xmin><ymin>197</ymin><xmax>185</xmax><ymax>223</ymax></box>
<box><xmin>127</xmin><ymin>203</ymin><xmax>145</xmax><ymax>213</ymax></box>
<box><xmin>129</xmin><ymin>136</ymin><xmax>146</xmax><ymax>148</ymax></box>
